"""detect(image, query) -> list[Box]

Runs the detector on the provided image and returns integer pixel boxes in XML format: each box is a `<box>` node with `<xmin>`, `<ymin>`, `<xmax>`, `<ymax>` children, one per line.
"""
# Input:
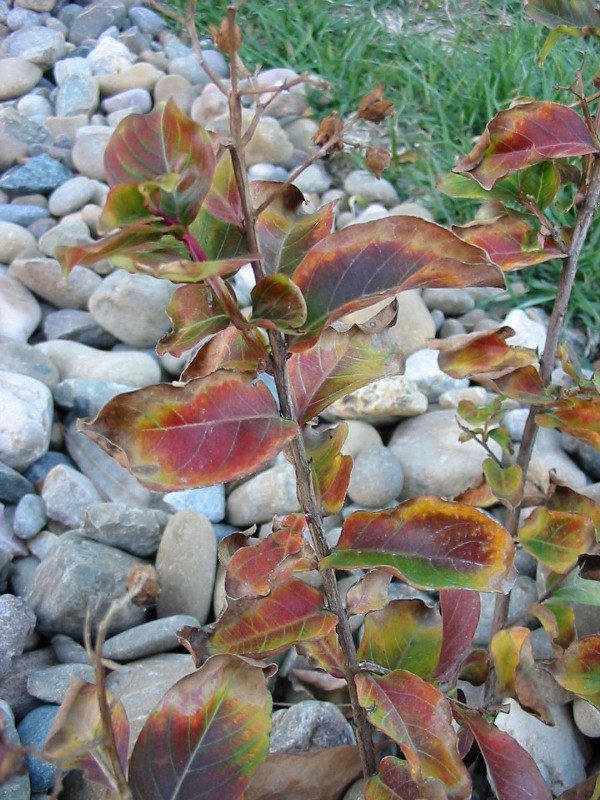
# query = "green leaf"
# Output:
<box><xmin>356</xmin><ymin>670</ymin><xmax>471</xmax><ymax>799</ymax></box>
<box><xmin>357</xmin><ymin>599</ymin><xmax>442</xmax><ymax>679</ymax></box>
<box><xmin>549</xmin><ymin>570</ymin><xmax>600</xmax><ymax>605</ymax></box>
<box><xmin>483</xmin><ymin>459</ymin><xmax>523</xmax><ymax>507</ymax></box>
<box><xmin>519</xmin><ymin>507</ymin><xmax>596</xmax><ymax>573</ymax></box>
<box><xmin>304</xmin><ymin>423</ymin><xmax>353</xmax><ymax>515</ymax></box>
<box><xmin>438</xmin><ymin>162</ymin><xmax>561</xmax><ymax>209</ymax></box>
<box><xmin>453</xmin><ymin>101</ymin><xmax>597</xmax><ymax>190</ymax></box>
<box><xmin>290</xmin><ymin>216</ymin><xmax>504</xmax><ymax>352</ymax></box>
<box><xmin>553</xmin><ymin>635</ymin><xmax>600</xmax><ymax>709</ymax></box>
<box><xmin>104</xmin><ymin>99</ymin><xmax>216</xmax><ymax>225</ymax></box>
<box><xmin>128</xmin><ymin>655</ymin><xmax>272</xmax><ymax>800</ymax></box>
<box><xmin>78</xmin><ymin>371</ymin><xmax>298</xmax><ymax>491</ymax></box>
<box><xmin>321</xmin><ymin>496</ymin><xmax>516</xmax><ymax>592</ymax></box>
<box><xmin>250</xmin><ymin>273</ymin><xmax>307</xmax><ymax>332</ymax></box>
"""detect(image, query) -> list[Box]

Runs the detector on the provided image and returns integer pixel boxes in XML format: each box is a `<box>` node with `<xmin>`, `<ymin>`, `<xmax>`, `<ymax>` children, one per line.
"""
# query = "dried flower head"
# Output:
<box><xmin>313</xmin><ymin>111</ymin><xmax>344</xmax><ymax>153</ymax></box>
<box><xmin>358</xmin><ymin>85</ymin><xmax>394</xmax><ymax>122</ymax></box>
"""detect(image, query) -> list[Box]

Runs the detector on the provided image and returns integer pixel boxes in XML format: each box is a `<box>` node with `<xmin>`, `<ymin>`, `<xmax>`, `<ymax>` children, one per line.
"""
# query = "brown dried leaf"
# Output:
<box><xmin>208</xmin><ymin>18</ymin><xmax>243</xmax><ymax>54</ymax></box>
<box><xmin>358</xmin><ymin>85</ymin><xmax>395</xmax><ymax>122</ymax></box>
<box><xmin>366</xmin><ymin>146</ymin><xmax>392</xmax><ymax>179</ymax></box>
<box><xmin>313</xmin><ymin>111</ymin><xmax>344</xmax><ymax>153</ymax></box>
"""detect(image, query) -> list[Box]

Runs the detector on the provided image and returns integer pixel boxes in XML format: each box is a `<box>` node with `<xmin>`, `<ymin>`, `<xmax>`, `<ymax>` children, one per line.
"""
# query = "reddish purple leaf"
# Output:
<box><xmin>454</xmin><ymin>706</ymin><xmax>552</xmax><ymax>800</ymax></box>
<box><xmin>432</xmin><ymin>326</ymin><xmax>539</xmax><ymax>380</ymax></box>
<box><xmin>78</xmin><ymin>371</ymin><xmax>298</xmax><ymax>491</ymax></box>
<box><xmin>203</xmin><ymin>150</ymin><xmax>244</xmax><ymax>229</ymax></box>
<box><xmin>434</xmin><ymin>590</ymin><xmax>481</xmax><ymax>682</ymax></box>
<box><xmin>250</xmin><ymin>273</ymin><xmax>307</xmax><ymax>332</ymax></box>
<box><xmin>537</xmin><ymin>396</ymin><xmax>600</xmax><ymax>452</ymax></box>
<box><xmin>453</xmin><ymin>101</ymin><xmax>597</xmax><ymax>190</ymax></box>
<box><xmin>296</xmin><ymin>629</ymin><xmax>347</xmax><ymax>679</ymax></box>
<box><xmin>365</xmin><ymin>756</ymin><xmax>429</xmax><ymax>800</ymax></box>
<box><xmin>156</xmin><ymin>284</ymin><xmax>230</xmax><ymax>357</ymax></box>
<box><xmin>181</xmin><ymin>327</ymin><xmax>268</xmax><ymax>381</ymax></box>
<box><xmin>128</xmin><ymin>654</ymin><xmax>272</xmax><ymax>800</ymax></box>
<box><xmin>290</xmin><ymin>216</ymin><xmax>504</xmax><ymax>351</ymax></box>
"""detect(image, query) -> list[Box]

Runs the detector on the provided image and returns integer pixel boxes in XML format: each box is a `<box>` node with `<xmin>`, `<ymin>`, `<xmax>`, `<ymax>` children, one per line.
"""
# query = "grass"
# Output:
<box><xmin>163</xmin><ymin>0</ymin><xmax>600</xmax><ymax>347</ymax></box>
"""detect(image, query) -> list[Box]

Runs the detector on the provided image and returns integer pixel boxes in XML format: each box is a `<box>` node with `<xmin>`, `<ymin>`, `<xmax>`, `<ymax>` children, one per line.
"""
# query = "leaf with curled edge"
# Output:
<box><xmin>181</xmin><ymin>327</ymin><xmax>268</xmax><ymax>381</ymax></box>
<box><xmin>224</xmin><ymin>517</ymin><xmax>316</xmax><ymax>600</ymax></box>
<box><xmin>356</xmin><ymin>670</ymin><xmax>471</xmax><ymax>800</ymax></box>
<box><xmin>537</xmin><ymin>396</ymin><xmax>600</xmax><ymax>451</ymax></box>
<box><xmin>519</xmin><ymin>507</ymin><xmax>596</xmax><ymax>573</ymax></box>
<box><xmin>203</xmin><ymin>149</ymin><xmax>244</xmax><ymax>229</ymax></box>
<box><xmin>433</xmin><ymin>589</ymin><xmax>481</xmax><ymax>683</ymax></box>
<box><xmin>491</xmin><ymin>627</ymin><xmax>553</xmax><ymax>724</ymax></box>
<box><xmin>250</xmin><ymin>273</ymin><xmax>307</xmax><ymax>333</ymax></box>
<box><xmin>252</xmin><ymin>181</ymin><xmax>335</xmax><ymax>275</ymax></box>
<box><xmin>99</xmin><ymin>183</ymin><xmax>162</xmax><ymax>231</ymax></box>
<box><xmin>156</xmin><ymin>284</ymin><xmax>230</xmax><ymax>358</ymax></box>
<box><xmin>44</xmin><ymin>678</ymin><xmax>129</xmax><ymax>790</ymax></box>
<box><xmin>483</xmin><ymin>459</ymin><xmax>524</xmax><ymax>509</ymax></box>
<box><xmin>453</xmin><ymin>101</ymin><xmax>597</xmax><ymax>190</ymax></box>
<box><xmin>553</xmin><ymin>635</ymin><xmax>600</xmax><ymax>708</ymax></box>
<box><xmin>127</xmin><ymin>654</ymin><xmax>271</xmax><ymax>800</ymax></box>
<box><xmin>357</xmin><ymin>600</ymin><xmax>442</xmax><ymax>679</ymax></box>
<box><xmin>289</xmin><ymin>326</ymin><xmax>405</xmax><ymax>423</ymax></box>
<box><xmin>547</xmin><ymin>480</ymin><xmax>600</xmax><ymax>541</ymax></box>
<box><xmin>289</xmin><ymin>216</ymin><xmax>504</xmax><ymax>352</ymax></box>
<box><xmin>484</xmin><ymin>365</ymin><xmax>551</xmax><ymax>403</ymax></box>
<box><xmin>365</xmin><ymin>756</ymin><xmax>438</xmax><ymax>800</ymax></box>
<box><xmin>452</xmin><ymin>215</ymin><xmax>565</xmax><ymax>271</ymax></box>
<box><xmin>78</xmin><ymin>371</ymin><xmax>297</xmax><ymax>491</ymax></box>
<box><xmin>304</xmin><ymin>423</ymin><xmax>352</xmax><ymax>515</ymax></box>
<box><xmin>346</xmin><ymin>569</ymin><xmax>392</xmax><ymax>615</ymax></box>
<box><xmin>524</xmin><ymin>0</ymin><xmax>600</xmax><ymax>31</ymax></box>
<box><xmin>432</xmin><ymin>327</ymin><xmax>538</xmax><ymax>380</ymax></box>
<box><xmin>321</xmin><ymin>497</ymin><xmax>516</xmax><ymax>593</ymax></box>
<box><xmin>453</xmin><ymin>705</ymin><xmax>552</xmax><ymax>800</ymax></box>
<box><xmin>179</xmin><ymin>579</ymin><xmax>337</xmax><ymax>663</ymax></box>
<box><xmin>530</xmin><ymin>603</ymin><xmax>575</xmax><ymax>655</ymax></box>
<box><xmin>296</xmin><ymin>629</ymin><xmax>347</xmax><ymax>679</ymax></box>
<box><xmin>104</xmin><ymin>99</ymin><xmax>216</xmax><ymax>226</ymax></box>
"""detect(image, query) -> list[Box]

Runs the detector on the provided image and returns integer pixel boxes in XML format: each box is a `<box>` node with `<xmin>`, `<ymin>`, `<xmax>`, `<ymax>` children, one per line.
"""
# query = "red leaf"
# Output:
<box><xmin>250</xmin><ymin>273</ymin><xmax>307</xmax><ymax>332</ymax></box>
<box><xmin>304</xmin><ymin>423</ymin><xmax>353</xmax><ymax>515</ymax></box>
<box><xmin>454</xmin><ymin>706</ymin><xmax>552</xmax><ymax>800</ymax></box>
<box><xmin>181</xmin><ymin>327</ymin><xmax>269</xmax><ymax>381</ymax></box>
<box><xmin>289</xmin><ymin>327</ymin><xmax>405</xmax><ymax>423</ymax></box>
<box><xmin>356</xmin><ymin>671</ymin><xmax>471</xmax><ymax>799</ymax></box>
<box><xmin>434</xmin><ymin>590</ymin><xmax>481</xmax><ymax>682</ymax></box>
<box><xmin>553</xmin><ymin>635</ymin><xmax>600</xmax><ymax>708</ymax></box>
<box><xmin>518</xmin><ymin>507</ymin><xmax>596</xmax><ymax>573</ymax></box>
<box><xmin>78</xmin><ymin>372</ymin><xmax>298</xmax><ymax>491</ymax></box>
<box><xmin>296</xmin><ymin>629</ymin><xmax>347</xmax><ymax>679</ymax></box>
<box><xmin>453</xmin><ymin>215</ymin><xmax>565</xmax><ymax>271</ymax></box>
<box><xmin>432</xmin><ymin>326</ymin><xmax>539</xmax><ymax>380</ymax></box>
<box><xmin>365</xmin><ymin>756</ymin><xmax>430</xmax><ymax>800</ymax></box>
<box><xmin>290</xmin><ymin>216</ymin><xmax>504</xmax><ymax>351</ymax></box>
<box><xmin>128</xmin><ymin>654</ymin><xmax>271</xmax><ymax>800</ymax></box>
<box><xmin>321</xmin><ymin>497</ymin><xmax>516</xmax><ymax>593</ymax></box>
<box><xmin>537</xmin><ymin>396</ymin><xmax>600</xmax><ymax>451</ymax></box>
<box><xmin>203</xmin><ymin>150</ymin><xmax>244</xmax><ymax>229</ymax></box>
<box><xmin>453</xmin><ymin>101</ymin><xmax>597</xmax><ymax>190</ymax></box>
<box><xmin>156</xmin><ymin>284</ymin><xmax>230</xmax><ymax>357</ymax></box>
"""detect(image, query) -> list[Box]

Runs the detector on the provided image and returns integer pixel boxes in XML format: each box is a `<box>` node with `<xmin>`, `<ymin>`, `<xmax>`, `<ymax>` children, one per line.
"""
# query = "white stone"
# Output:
<box><xmin>573</xmin><ymin>697</ymin><xmax>600</xmax><ymax>737</ymax></box>
<box><xmin>0</xmin><ymin>221</ymin><xmax>38</xmax><ymax>263</ymax></box>
<box><xmin>404</xmin><ymin>348</ymin><xmax>469</xmax><ymax>401</ymax></box>
<box><xmin>42</xmin><ymin>464</ymin><xmax>103</xmax><ymax>528</ymax></box>
<box><xmin>0</xmin><ymin>371</ymin><xmax>53</xmax><ymax>470</ymax></box>
<box><xmin>226</xmin><ymin>461</ymin><xmax>300</xmax><ymax>527</ymax></box>
<box><xmin>0</xmin><ymin>273</ymin><xmax>41</xmax><ymax>341</ymax></box>
<box><xmin>528</xmin><ymin>428</ymin><xmax>587</xmax><ymax>492</ymax></box>
<box><xmin>504</xmin><ymin>308</ymin><xmax>547</xmax><ymax>354</ymax></box>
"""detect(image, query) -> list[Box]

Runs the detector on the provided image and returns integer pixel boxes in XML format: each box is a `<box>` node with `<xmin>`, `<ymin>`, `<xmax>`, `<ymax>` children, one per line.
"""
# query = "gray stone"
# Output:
<box><xmin>422</xmin><ymin>287</ymin><xmax>475</xmax><ymax>316</ymax></box>
<box><xmin>0</xmin><ymin>463</ymin><xmax>34</xmax><ymax>505</ymax></box>
<box><xmin>71</xmin><ymin>127</ymin><xmax>113</xmax><ymax>182</ymax></box>
<box><xmin>52</xmin><ymin>378</ymin><xmax>133</xmax><ymax>417</ymax></box>
<box><xmin>27</xmin><ymin>663</ymin><xmax>96</xmax><ymax>704</ymax></box>
<box><xmin>322</xmin><ymin>375</ymin><xmax>428</xmax><ymax>425</ymax></box>
<box><xmin>210</xmin><ymin>109</ymin><xmax>294</xmax><ymax>166</ymax></box>
<box><xmin>0</xmin><ymin>57</ymin><xmax>42</xmax><ymax>101</ymax></box>
<box><xmin>0</xmin><ymin>646</ymin><xmax>56</xmax><ymax>721</ymax></box>
<box><xmin>284</xmin><ymin>117</ymin><xmax>319</xmax><ymax>153</ymax></box>
<box><xmin>85</xmin><ymin>36</ymin><xmax>135</xmax><ymax>75</ymax></box>
<box><xmin>82</xmin><ymin>503</ymin><xmax>169</xmax><ymax>557</ymax></box>
<box><xmin>128</xmin><ymin>5</ymin><xmax>165</xmax><ymax>36</ymax></box>
<box><xmin>270</xmin><ymin>700</ymin><xmax>355</xmax><ymax>753</ymax></box>
<box><xmin>34</xmin><ymin>339</ymin><xmax>161</xmax><ymax>386</ymax></box>
<box><xmin>155</xmin><ymin>510</ymin><xmax>217</xmax><ymax>625</ymax></box>
<box><xmin>438</xmin><ymin>386</ymin><xmax>489</xmax><ymax>410</ymax></box>
<box><xmin>0</xmin><ymin>221</ymin><xmax>37</xmax><ymax>263</ymax></box>
<box><xmin>0</xmin><ymin>154</ymin><xmax>71</xmax><ymax>196</ymax></box>
<box><xmin>55</xmin><ymin>72</ymin><xmax>99</xmax><ymax>117</ymax></box>
<box><xmin>7</xmin><ymin>6</ymin><xmax>45</xmax><ymax>27</ymax></box>
<box><xmin>43</xmin><ymin>309</ymin><xmax>117</xmax><ymax>348</ymax></box>
<box><xmin>0</xmin><ymin>274</ymin><xmax>41</xmax><ymax>341</ymax></box>
<box><xmin>343</xmin><ymin>169</ymin><xmax>399</xmax><ymax>207</ymax></box>
<box><xmin>101</xmin><ymin>87</ymin><xmax>152</xmax><ymax>114</ymax></box>
<box><xmin>0</xmin><ymin>107</ymin><xmax>52</xmax><ymax>147</ymax></box>
<box><xmin>96</xmin><ymin>62</ymin><xmax>164</xmax><ymax>96</ymax></box>
<box><xmin>560</xmin><ymin>433</ymin><xmax>600</xmax><ymax>481</ymax></box>
<box><xmin>23</xmin><ymin>451</ymin><xmax>73</xmax><ymax>485</ymax></box>
<box><xmin>17</xmin><ymin>705</ymin><xmax>60</xmax><ymax>792</ymax></box>
<box><xmin>0</xmin><ymin>594</ymin><xmax>36</xmax><ymax>681</ymax></box>
<box><xmin>0</xmin><ymin>700</ymin><xmax>30</xmax><ymax>799</ymax></box>
<box><xmin>474</xmin><ymin>575</ymin><xmax>537</xmax><ymax>645</ymax></box>
<box><xmin>10</xmin><ymin>257</ymin><xmax>101</xmax><ymax>310</ymax></box>
<box><xmin>0</xmin><ymin>204</ymin><xmax>49</xmax><ymax>227</ymax></box>
<box><xmin>573</xmin><ymin>697</ymin><xmax>600</xmax><ymax>738</ymax></box>
<box><xmin>0</xmin><ymin>135</ymin><xmax>28</xmax><ymax>173</ymax></box>
<box><xmin>88</xmin><ymin>270</ymin><xmax>174</xmax><ymax>347</ymax></box>
<box><xmin>17</xmin><ymin>91</ymin><xmax>52</xmax><ymax>119</ymax></box>
<box><xmin>48</xmin><ymin>176</ymin><xmax>98</xmax><ymax>218</ymax></box>
<box><xmin>50</xmin><ymin>633</ymin><xmax>88</xmax><ymax>665</ymax></box>
<box><xmin>168</xmin><ymin>53</ymin><xmax>212</xmax><ymax>88</ymax></box>
<box><xmin>68</xmin><ymin>1</ymin><xmax>128</xmax><ymax>45</ymax></box>
<box><xmin>41</xmin><ymin>464</ymin><xmax>102</xmax><ymax>529</ymax></box>
<box><xmin>153</xmin><ymin>74</ymin><xmax>194</xmax><ymax>113</ymax></box>
<box><xmin>528</xmin><ymin>428</ymin><xmax>587</xmax><ymax>492</ymax></box>
<box><xmin>404</xmin><ymin>348</ymin><xmax>469</xmax><ymax>402</ymax></box>
<box><xmin>339</xmin><ymin>420</ymin><xmax>382</xmax><ymax>459</ymax></box>
<box><xmin>105</xmin><ymin>653</ymin><xmax>196</xmax><ymax>755</ymax></box>
<box><xmin>495</xmin><ymin>699</ymin><xmax>587</xmax><ymax>795</ymax></box>
<box><xmin>347</xmin><ymin>445</ymin><xmax>404</xmax><ymax>508</ymax></box>
<box><xmin>439</xmin><ymin>318</ymin><xmax>467</xmax><ymax>338</ymax></box>
<box><xmin>0</xmin><ymin>26</ymin><xmax>65</xmax><ymax>68</ymax></box>
<box><xmin>226</xmin><ymin>461</ymin><xmax>300</xmax><ymax>527</ymax></box>
<box><xmin>38</xmin><ymin>218</ymin><xmax>92</xmax><ymax>258</ymax></box>
<box><xmin>103</xmin><ymin>614</ymin><xmax>199</xmax><ymax>661</ymax></box>
<box><xmin>162</xmin><ymin>485</ymin><xmax>225</xmax><ymax>523</ymax></box>
<box><xmin>13</xmin><ymin>493</ymin><xmax>47</xmax><ymax>540</ymax></box>
<box><xmin>292</xmin><ymin>163</ymin><xmax>331</xmax><ymax>194</ymax></box>
<box><xmin>389</xmin><ymin>409</ymin><xmax>497</xmax><ymax>500</ymax></box>
<box><xmin>0</xmin><ymin>372</ymin><xmax>53</xmax><ymax>471</ymax></box>
<box><xmin>27</xmin><ymin>531</ymin><xmax>147</xmax><ymax>639</ymax></box>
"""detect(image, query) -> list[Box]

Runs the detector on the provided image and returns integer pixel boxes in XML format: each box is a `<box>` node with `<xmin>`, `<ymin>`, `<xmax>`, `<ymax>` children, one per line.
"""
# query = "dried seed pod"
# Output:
<box><xmin>358</xmin><ymin>85</ymin><xmax>394</xmax><ymax>122</ymax></box>
<box><xmin>209</xmin><ymin>17</ymin><xmax>243</xmax><ymax>54</ymax></box>
<box><xmin>127</xmin><ymin>563</ymin><xmax>161</xmax><ymax>608</ymax></box>
<box><xmin>313</xmin><ymin>111</ymin><xmax>344</xmax><ymax>153</ymax></box>
<box><xmin>365</xmin><ymin>146</ymin><xmax>392</xmax><ymax>178</ymax></box>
